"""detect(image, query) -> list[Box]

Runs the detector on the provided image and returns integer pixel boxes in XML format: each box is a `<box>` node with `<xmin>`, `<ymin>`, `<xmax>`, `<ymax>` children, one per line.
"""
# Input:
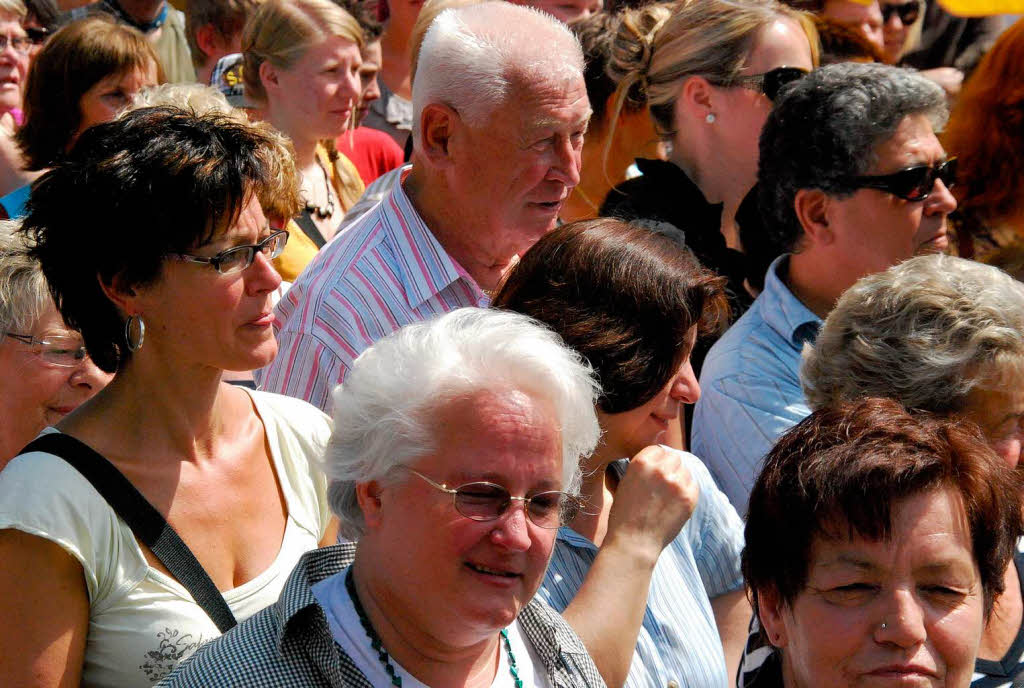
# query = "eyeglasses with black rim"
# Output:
<box><xmin>172</xmin><ymin>229</ymin><xmax>289</xmax><ymax>275</ymax></box>
<box><xmin>407</xmin><ymin>469</ymin><xmax>582</xmax><ymax>529</ymax></box>
<box><xmin>881</xmin><ymin>1</ymin><xmax>921</xmax><ymax>25</ymax></box>
<box><xmin>711</xmin><ymin>66</ymin><xmax>809</xmax><ymax>102</ymax></box>
<box><xmin>847</xmin><ymin>157</ymin><xmax>957</xmax><ymax>202</ymax></box>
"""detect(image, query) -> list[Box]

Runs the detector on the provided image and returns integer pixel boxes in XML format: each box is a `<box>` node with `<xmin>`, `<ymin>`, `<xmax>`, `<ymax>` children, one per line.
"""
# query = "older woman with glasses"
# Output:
<box><xmin>159</xmin><ymin>307</ymin><xmax>606</xmax><ymax>687</ymax></box>
<box><xmin>743</xmin><ymin>398</ymin><xmax>1023</xmax><ymax>688</ymax></box>
<box><xmin>0</xmin><ymin>106</ymin><xmax>338</xmax><ymax>686</ymax></box>
<box><xmin>0</xmin><ymin>220</ymin><xmax>109</xmax><ymax>465</ymax></box>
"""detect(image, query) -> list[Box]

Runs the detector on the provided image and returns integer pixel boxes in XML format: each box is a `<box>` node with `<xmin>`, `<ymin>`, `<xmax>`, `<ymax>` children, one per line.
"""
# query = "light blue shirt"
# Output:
<box><xmin>538</xmin><ymin>449</ymin><xmax>745</xmax><ymax>688</ymax></box>
<box><xmin>691</xmin><ymin>255</ymin><xmax>820</xmax><ymax>517</ymax></box>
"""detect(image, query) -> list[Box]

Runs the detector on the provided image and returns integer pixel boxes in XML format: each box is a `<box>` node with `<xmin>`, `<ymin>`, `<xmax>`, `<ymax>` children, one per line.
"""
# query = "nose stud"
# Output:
<box><xmin>880</xmin><ymin>622</ymin><xmax>887</xmax><ymax>631</ymax></box>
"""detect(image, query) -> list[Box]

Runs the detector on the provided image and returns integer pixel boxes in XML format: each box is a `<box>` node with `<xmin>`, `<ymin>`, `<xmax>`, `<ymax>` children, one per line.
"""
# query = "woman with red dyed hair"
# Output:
<box><xmin>944</xmin><ymin>17</ymin><xmax>1024</xmax><ymax>259</ymax></box>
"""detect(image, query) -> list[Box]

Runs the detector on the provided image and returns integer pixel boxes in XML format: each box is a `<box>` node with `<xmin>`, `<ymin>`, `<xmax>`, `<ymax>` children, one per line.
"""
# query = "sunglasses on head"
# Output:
<box><xmin>881</xmin><ymin>1</ymin><xmax>921</xmax><ymax>25</ymax></box>
<box><xmin>719</xmin><ymin>66</ymin><xmax>809</xmax><ymax>102</ymax></box>
<box><xmin>849</xmin><ymin>157</ymin><xmax>957</xmax><ymax>202</ymax></box>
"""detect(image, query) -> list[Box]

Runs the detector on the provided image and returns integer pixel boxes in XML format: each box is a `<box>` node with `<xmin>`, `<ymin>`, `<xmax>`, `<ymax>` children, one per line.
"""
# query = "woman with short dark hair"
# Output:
<box><xmin>743</xmin><ymin>398</ymin><xmax>1022</xmax><ymax>688</ymax></box>
<box><xmin>494</xmin><ymin>218</ymin><xmax>749</xmax><ymax>687</ymax></box>
<box><xmin>0</xmin><ymin>107</ymin><xmax>336</xmax><ymax>686</ymax></box>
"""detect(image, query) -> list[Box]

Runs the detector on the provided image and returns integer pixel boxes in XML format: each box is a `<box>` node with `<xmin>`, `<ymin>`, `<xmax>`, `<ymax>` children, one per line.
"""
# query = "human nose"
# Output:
<box><xmin>69</xmin><ymin>356</ymin><xmax>112</xmax><ymax>392</ymax></box>
<box><xmin>488</xmin><ymin>501</ymin><xmax>534</xmax><ymax>552</ymax></box>
<box><xmin>875</xmin><ymin>589</ymin><xmax>928</xmax><ymax>649</ymax></box>
<box><xmin>671</xmin><ymin>358</ymin><xmax>701</xmax><ymax>405</ymax></box>
<box><xmin>548</xmin><ymin>136</ymin><xmax>582</xmax><ymax>187</ymax></box>
<box><xmin>245</xmin><ymin>248</ymin><xmax>282</xmax><ymax>294</ymax></box>
<box><xmin>925</xmin><ymin>178</ymin><xmax>957</xmax><ymax>215</ymax></box>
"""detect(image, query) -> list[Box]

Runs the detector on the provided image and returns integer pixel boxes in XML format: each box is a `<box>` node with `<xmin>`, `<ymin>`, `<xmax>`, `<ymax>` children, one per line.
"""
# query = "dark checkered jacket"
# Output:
<box><xmin>158</xmin><ymin>543</ymin><xmax>606</xmax><ymax>687</ymax></box>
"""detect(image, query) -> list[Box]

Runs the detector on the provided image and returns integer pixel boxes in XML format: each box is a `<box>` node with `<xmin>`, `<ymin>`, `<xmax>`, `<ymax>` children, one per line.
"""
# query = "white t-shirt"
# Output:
<box><xmin>311</xmin><ymin>567</ymin><xmax>553</xmax><ymax>687</ymax></box>
<box><xmin>0</xmin><ymin>389</ymin><xmax>332</xmax><ymax>687</ymax></box>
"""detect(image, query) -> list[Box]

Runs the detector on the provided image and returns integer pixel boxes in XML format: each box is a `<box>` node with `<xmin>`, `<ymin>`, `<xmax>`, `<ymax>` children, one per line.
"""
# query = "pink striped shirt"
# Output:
<box><xmin>255</xmin><ymin>176</ymin><xmax>488</xmax><ymax>412</ymax></box>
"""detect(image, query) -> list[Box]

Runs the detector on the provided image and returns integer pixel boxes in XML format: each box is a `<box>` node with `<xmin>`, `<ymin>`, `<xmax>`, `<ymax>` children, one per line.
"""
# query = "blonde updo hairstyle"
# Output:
<box><xmin>242</xmin><ymin>0</ymin><xmax>364</xmax><ymax>104</ymax></box>
<box><xmin>606</xmin><ymin>0</ymin><xmax>819</xmax><ymax>142</ymax></box>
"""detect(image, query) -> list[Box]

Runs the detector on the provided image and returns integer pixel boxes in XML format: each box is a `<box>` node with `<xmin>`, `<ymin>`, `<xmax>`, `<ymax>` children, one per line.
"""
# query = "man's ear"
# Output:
<box><xmin>194</xmin><ymin>23</ymin><xmax>224</xmax><ymax>59</ymax></box>
<box><xmin>757</xmin><ymin>586</ymin><xmax>790</xmax><ymax>649</ymax></box>
<box><xmin>418</xmin><ymin>103</ymin><xmax>458</xmax><ymax>167</ymax></box>
<box><xmin>356</xmin><ymin>480</ymin><xmax>385</xmax><ymax>529</ymax></box>
<box><xmin>794</xmin><ymin>188</ymin><xmax>835</xmax><ymax>248</ymax></box>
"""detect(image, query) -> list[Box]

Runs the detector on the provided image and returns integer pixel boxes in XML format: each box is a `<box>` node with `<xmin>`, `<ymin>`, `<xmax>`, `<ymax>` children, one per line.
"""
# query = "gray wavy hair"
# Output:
<box><xmin>802</xmin><ymin>254</ymin><xmax>1024</xmax><ymax>413</ymax></box>
<box><xmin>0</xmin><ymin>220</ymin><xmax>48</xmax><ymax>336</ymax></box>
<box><xmin>759</xmin><ymin>62</ymin><xmax>947</xmax><ymax>253</ymax></box>
<box><xmin>323</xmin><ymin>307</ymin><xmax>602</xmax><ymax>540</ymax></box>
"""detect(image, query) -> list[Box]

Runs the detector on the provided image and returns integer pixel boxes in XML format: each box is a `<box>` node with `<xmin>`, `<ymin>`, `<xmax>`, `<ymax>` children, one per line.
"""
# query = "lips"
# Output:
<box><xmin>247</xmin><ymin>312</ymin><xmax>275</xmax><ymax>327</ymax></box>
<box><xmin>466</xmin><ymin>562</ymin><xmax>521</xmax><ymax>578</ymax></box>
<box><xmin>865</xmin><ymin>663</ymin><xmax>937</xmax><ymax>680</ymax></box>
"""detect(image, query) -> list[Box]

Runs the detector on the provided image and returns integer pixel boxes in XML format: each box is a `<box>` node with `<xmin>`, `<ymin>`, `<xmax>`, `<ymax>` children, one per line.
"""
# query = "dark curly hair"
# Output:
<box><xmin>22</xmin><ymin>106</ymin><xmax>302</xmax><ymax>373</ymax></box>
<box><xmin>759</xmin><ymin>62</ymin><xmax>946</xmax><ymax>253</ymax></box>
<box><xmin>493</xmin><ymin>218</ymin><xmax>729</xmax><ymax>413</ymax></box>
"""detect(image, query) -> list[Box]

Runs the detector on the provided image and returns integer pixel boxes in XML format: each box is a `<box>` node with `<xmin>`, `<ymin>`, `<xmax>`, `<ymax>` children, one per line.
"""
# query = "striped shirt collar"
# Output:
<box><xmin>382</xmin><ymin>173</ymin><xmax>486</xmax><ymax>311</ymax></box>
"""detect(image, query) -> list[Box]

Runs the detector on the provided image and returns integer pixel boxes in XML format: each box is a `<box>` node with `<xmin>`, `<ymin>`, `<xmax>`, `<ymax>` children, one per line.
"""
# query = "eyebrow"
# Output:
<box><xmin>451</xmin><ymin>471</ymin><xmax>561</xmax><ymax>491</ymax></box>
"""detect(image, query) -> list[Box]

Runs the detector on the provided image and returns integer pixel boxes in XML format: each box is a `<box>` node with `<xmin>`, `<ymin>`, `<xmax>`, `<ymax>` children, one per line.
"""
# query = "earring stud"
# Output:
<box><xmin>705</xmin><ymin>113</ymin><xmax>716</xmax><ymax>124</ymax></box>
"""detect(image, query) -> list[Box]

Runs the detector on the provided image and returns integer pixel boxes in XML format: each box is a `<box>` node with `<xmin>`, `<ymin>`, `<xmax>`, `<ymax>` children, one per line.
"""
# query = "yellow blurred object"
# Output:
<box><xmin>937</xmin><ymin>0</ymin><xmax>1024</xmax><ymax>15</ymax></box>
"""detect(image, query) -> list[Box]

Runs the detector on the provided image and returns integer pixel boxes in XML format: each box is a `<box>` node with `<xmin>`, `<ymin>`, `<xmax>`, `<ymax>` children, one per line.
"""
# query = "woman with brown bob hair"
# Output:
<box><xmin>0</xmin><ymin>107</ymin><xmax>337</xmax><ymax>686</ymax></box>
<box><xmin>494</xmin><ymin>218</ymin><xmax>751</xmax><ymax>687</ymax></box>
<box><xmin>943</xmin><ymin>17</ymin><xmax>1024</xmax><ymax>260</ymax></box>
<box><xmin>0</xmin><ymin>16</ymin><xmax>161</xmax><ymax>218</ymax></box>
<box><xmin>742</xmin><ymin>398</ymin><xmax>1023</xmax><ymax>688</ymax></box>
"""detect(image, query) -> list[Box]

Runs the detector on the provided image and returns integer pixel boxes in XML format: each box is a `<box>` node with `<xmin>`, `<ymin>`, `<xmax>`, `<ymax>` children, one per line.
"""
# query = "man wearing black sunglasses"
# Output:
<box><xmin>693</xmin><ymin>62</ymin><xmax>956</xmax><ymax>515</ymax></box>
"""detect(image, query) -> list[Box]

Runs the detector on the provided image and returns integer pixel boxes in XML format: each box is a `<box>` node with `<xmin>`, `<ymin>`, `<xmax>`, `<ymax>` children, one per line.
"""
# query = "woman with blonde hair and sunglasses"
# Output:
<box><xmin>601</xmin><ymin>0</ymin><xmax>818</xmax><ymax>322</ymax></box>
<box><xmin>243</xmin><ymin>0</ymin><xmax>366</xmax><ymax>281</ymax></box>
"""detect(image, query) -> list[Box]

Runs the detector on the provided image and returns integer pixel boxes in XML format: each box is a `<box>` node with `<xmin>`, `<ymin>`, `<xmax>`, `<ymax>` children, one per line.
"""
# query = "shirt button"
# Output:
<box><xmin>667</xmin><ymin>681</ymin><xmax>679</xmax><ymax>688</ymax></box>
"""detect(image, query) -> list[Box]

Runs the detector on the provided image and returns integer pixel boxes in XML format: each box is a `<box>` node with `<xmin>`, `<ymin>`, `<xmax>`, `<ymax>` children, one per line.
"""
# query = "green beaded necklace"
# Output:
<box><xmin>344</xmin><ymin>569</ymin><xmax>524</xmax><ymax>688</ymax></box>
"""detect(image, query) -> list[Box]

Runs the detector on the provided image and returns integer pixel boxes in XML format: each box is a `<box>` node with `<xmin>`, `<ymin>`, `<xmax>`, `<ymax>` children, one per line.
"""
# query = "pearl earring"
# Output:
<box><xmin>705</xmin><ymin>113</ymin><xmax>716</xmax><ymax>124</ymax></box>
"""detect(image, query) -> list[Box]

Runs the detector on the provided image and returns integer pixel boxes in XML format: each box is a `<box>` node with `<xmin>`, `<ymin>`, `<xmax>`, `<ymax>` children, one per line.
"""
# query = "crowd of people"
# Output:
<box><xmin>0</xmin><ymin>0</ymin><xmax>1021</xmax><ymax>686</ymax></box>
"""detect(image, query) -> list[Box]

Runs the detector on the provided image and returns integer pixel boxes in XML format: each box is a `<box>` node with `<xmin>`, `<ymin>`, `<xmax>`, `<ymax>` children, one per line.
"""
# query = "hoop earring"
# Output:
<box><xmin>125</xmin><ymin>315</ymin><xmax>145</xmax><ymax>352</ymax></box>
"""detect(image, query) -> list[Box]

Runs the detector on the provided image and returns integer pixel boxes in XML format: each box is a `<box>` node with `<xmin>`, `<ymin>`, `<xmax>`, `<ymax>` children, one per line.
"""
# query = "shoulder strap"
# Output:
<box><xmin>294</xmin><ymin>210</ymin><xmax>327</xmax><ymax>249</ymax></box>
<box><xmin>20</xmin><ymin>433</ymin><xmax>237</xmax><ymax>633</ymax></box>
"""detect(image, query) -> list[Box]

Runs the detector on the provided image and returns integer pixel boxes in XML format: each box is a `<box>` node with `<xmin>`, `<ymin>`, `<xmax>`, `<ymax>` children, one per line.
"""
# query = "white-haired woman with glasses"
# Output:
<box><xmin>0</xmin><ymin>108</ymin><xmax>339</xmax><ymax>687</ymax></box>
<box><xmin>0</xmin><ymin>220</ymin><xmax>109</xmax><ymax>465</ymax></box>
<box><xmin>159</xmin><ymin>307</ymin><xmax>606</xmax><ymax>687</ymax></box>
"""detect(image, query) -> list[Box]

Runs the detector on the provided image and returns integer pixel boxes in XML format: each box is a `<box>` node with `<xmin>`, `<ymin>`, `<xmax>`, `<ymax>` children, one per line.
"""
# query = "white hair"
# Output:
<box><xmin>802</xmin><ymin>254</ymin><xmax>1024</xmax><ymax>413</ymax></box>
<box><xmin>128</xmin><ymin>83</ymin><xmax>240</xmax><ymax>118</ymax></box>
<box><xmin>323</xmin><ymin>307</ymin><xmax>601</xmax><ymax>540</ymax></box>
<box><xmin>411</xmin><ymin>1</ymin><xmax>583</xmax><ymax>145</ymax></box>
<box><xmin>0</xmin><ymin>220</ymin><xmax>48</xmax><ymax>336</ymax></box>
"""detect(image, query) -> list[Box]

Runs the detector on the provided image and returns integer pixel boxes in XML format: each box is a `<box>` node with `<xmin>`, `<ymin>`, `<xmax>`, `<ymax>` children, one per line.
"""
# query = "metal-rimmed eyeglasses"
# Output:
<box><xmin>5</xmin><ymin>332</ymin><xmax>89</xmax><ymax>367</ymax></box>
<box><xmin>408</xmin><ymin>469</ymin><xmax>580</xmax><ymax>529</ymax></box>
<box><xmin>173</xmin><ymin>229</ymin><xmax>289</xmax><ymax>274</ymax></box>
<box><xmin>713</xmin><ymin>66</ymin><xmax>809</xmax><ymax>102</ymax></box>
<box><xmin>0</xmin><ymin>34</ymin><xmax>31</xmax><ymax>55</ymax></box>
<box><xmin>848</xmin><ymin>157</ymin><xmax>957</xmax><ymax>202</ymax></box>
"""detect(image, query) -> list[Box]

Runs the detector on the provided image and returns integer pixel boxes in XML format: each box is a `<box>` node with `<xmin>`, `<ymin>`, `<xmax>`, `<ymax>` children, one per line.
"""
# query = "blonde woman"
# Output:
<box><xmin>601</xmin><ymin>0</ymin><xmax>818</xmax><ymax>321</ymax></box>
<box><xmin>243</xmin><ymin>0</ymin><xmax>365</xmax><ymax>280</ymax></box>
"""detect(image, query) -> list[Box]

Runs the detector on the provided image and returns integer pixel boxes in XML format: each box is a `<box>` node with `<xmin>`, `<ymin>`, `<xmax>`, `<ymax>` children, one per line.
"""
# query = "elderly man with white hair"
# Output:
<box><xmin>158</xmin><ymin>308</ymin><xmax>606</xmax><ymax>687</ymax></box>
<box><xmin>256</xmin><ymin>1</ymin><xmax>591</xmax><ymax>411</ymax></box>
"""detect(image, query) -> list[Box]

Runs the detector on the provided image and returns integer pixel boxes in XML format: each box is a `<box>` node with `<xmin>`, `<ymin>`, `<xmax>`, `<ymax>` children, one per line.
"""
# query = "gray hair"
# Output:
<box><xmin>0</xmin><ymin>220</ymin><xmax>48</xmax><ymax>336</ymax></box>
<box><xmin>802</xmin><ymin>254</ymin><xmax>1024</xmax><ymax>414</ymax></box>
<box><xmin>323</xmin><ymin>307</ymin><xmax>602</xmax><ymax>540</ymax></box>
<box><xmin>759</xmin><ymin>62</ymin><xmax>948</xmax><ymax>253</ymax></box>
<box><xmin>411</xmin><ymin>1</ymin><xmax>583</xmax><ymax>145</ymax></box>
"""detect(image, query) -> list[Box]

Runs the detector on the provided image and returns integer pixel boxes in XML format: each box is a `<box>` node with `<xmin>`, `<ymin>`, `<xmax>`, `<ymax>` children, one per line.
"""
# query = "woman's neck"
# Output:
<box><xmin>568</xmin><ymin>452</ymin><xmax>621</xmax><ymax>546</ymax></box>
<box><xmin>668</xmin><ymin>143</ymin><xmax>749</xmax><ymax>249</ymax></box>
<box><xmin>379</xmin><ymin>31</ymin><xmax>412</xmax><ymax>100</ymax></box>
<box><xmin>351</xmin><ymin>558</ymin><xmax>503</xmax><ymax>687</ymax></box>
<box><xmin>60</xmin><ymin>355</ymin><xmax>231</xmax><ymax>465</ymax></box>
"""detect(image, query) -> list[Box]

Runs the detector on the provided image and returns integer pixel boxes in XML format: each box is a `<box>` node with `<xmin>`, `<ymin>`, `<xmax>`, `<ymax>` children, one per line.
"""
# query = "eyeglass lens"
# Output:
<box><xmin>453</xmin><ymin>482</ymin><xmax>573</xmax><ymax>528</ymax></box>
<box><xmin>897</xmin><ymin>159</ymin><xmax>956</xmax><ymax>200</ymax></box>
<box><xmin>882</xmin><ymin>2</ymin><xmax>920</xmax><ymax>24</ymax></box>
<box><xmin>216</xmin><ymin>231</ymin><xmax>288</xmax><ymax>273</ymax></box>
<box><xmin>0</xmin><ymin>34</ymin><xmax>31</xmax><ymax>54</ymax></box>
<box><xmin>763</xmin><ymin>68</ymin><xmax>807</xmax><ymax>101</ymax></box>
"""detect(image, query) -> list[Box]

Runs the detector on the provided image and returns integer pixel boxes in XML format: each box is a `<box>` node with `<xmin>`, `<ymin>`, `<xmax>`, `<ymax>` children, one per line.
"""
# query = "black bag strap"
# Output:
<box><xmin>293</xmin><ymin>210</ymin><xmax>327</xmax><ymax>249</ymax></box>
<box><xmin>21</xmin><ymin>433</ymin><xmax>238</xmax><ymax>633</ymax></box>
